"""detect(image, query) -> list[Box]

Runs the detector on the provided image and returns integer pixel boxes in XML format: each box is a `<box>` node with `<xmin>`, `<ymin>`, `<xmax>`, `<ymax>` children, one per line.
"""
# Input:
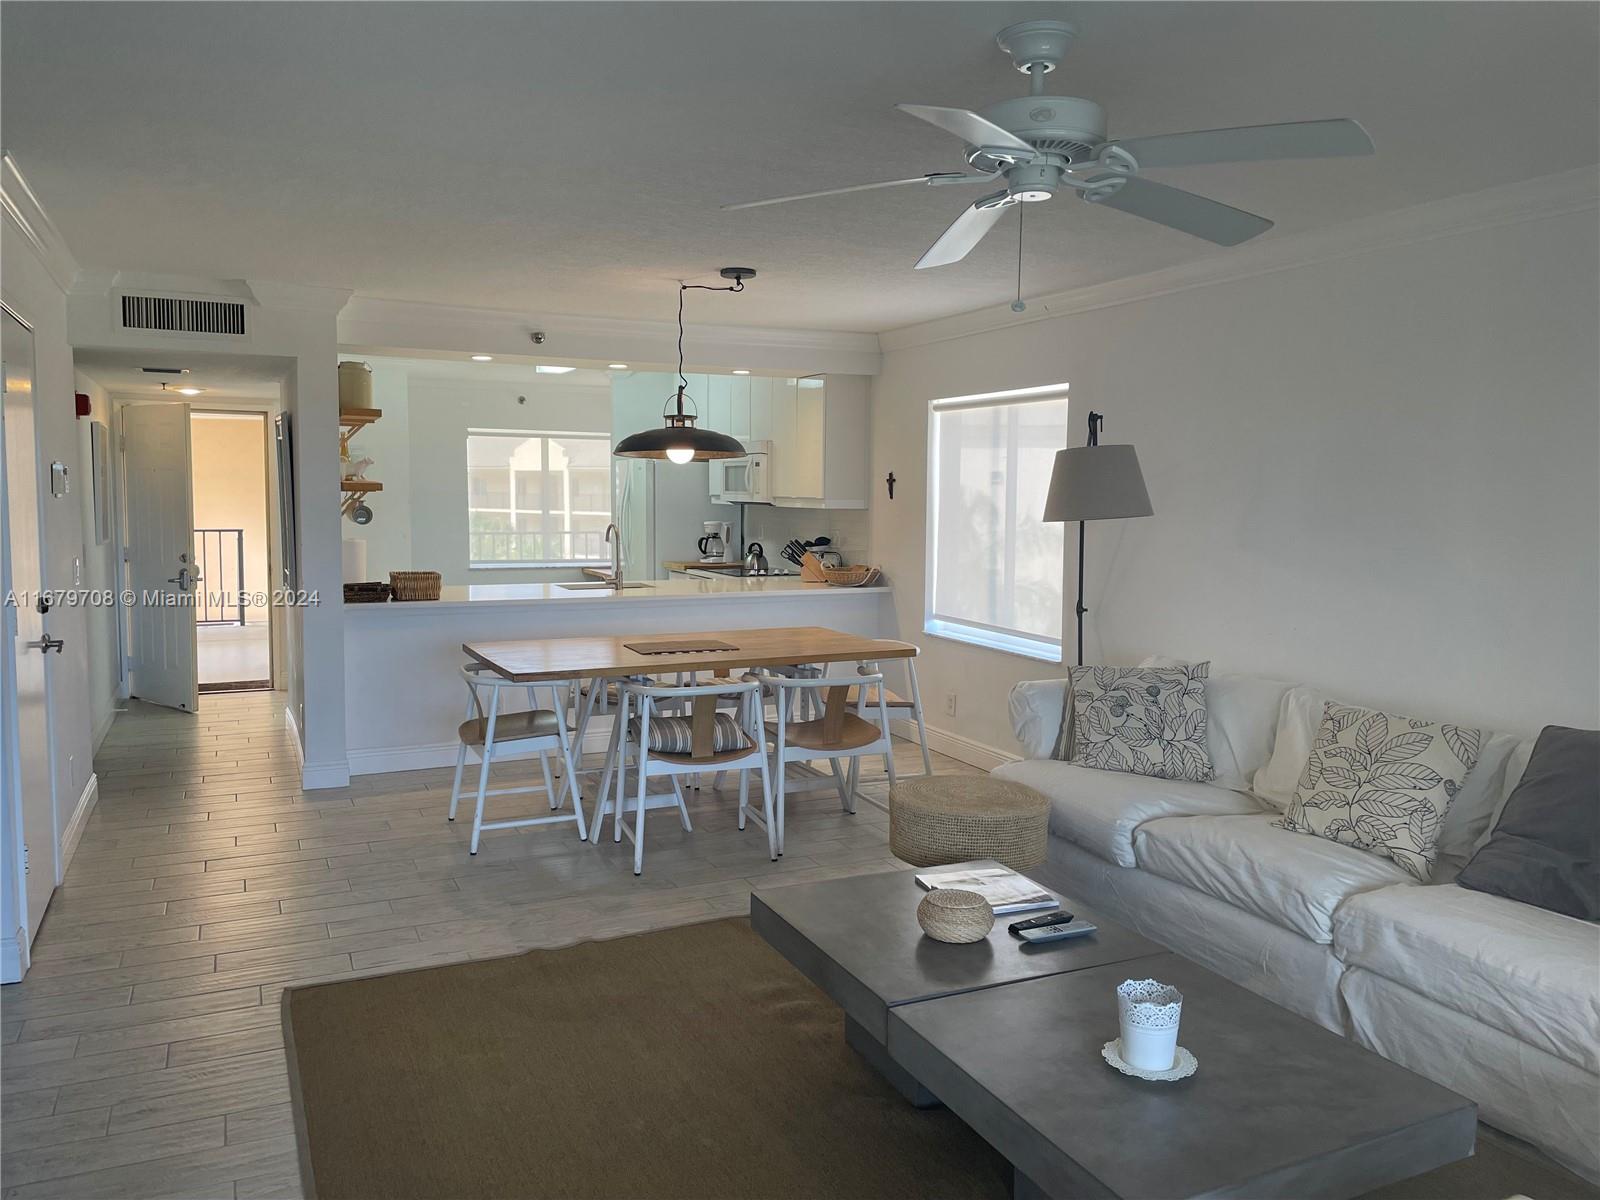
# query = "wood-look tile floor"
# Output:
<box><xmin>2</xmin><ymin>691</ymin><xmax>975</xmax><ymax>1199</ymax></box>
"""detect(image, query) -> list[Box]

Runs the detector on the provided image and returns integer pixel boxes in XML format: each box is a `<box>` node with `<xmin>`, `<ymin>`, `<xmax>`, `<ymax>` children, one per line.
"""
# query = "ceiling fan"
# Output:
<box><xmin>723</xmin><ymin>19</ymin><xmax>1375</xmax><ymax>269</ymax></box>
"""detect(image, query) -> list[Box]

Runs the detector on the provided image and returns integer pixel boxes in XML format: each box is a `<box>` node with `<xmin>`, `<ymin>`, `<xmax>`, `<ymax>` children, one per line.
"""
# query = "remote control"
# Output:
<box><xmin>1016</xmin><ymin>918</ymin><xmax>1098</xmax><ymax>945</ymax></box>
<box><xmin>1009</xmin><ymin>911</ymin><xmax>1074</xmax><ymax>936</ymax></box>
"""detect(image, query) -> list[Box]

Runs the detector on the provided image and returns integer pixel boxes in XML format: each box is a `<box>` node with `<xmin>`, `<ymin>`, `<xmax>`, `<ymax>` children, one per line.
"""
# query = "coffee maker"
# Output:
<box><xmin>698</xmin><ymin>520</ymin><xmax>733</xmax><ymax>563</ymax></box>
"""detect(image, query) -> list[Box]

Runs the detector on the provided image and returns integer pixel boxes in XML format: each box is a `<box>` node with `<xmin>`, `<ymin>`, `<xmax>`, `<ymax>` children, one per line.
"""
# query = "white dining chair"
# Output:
<box><xmin>600</xmin><ymin>677</ymin><xmax>775</xmax><ymax>874</ymax></box>
<box><xmin>848</xmin><ymin>658</ymin><xmax>932</xmax><ymax>777</ymax></box>
<box><xmin>449</xmin><ymin>664</ymin><xmax>586</xmax><ymax>854</ymax></box>
<box><xmin>759</xmin><ymin>672</ymin><xmax>894</xmax><ymax>855</ymax></box>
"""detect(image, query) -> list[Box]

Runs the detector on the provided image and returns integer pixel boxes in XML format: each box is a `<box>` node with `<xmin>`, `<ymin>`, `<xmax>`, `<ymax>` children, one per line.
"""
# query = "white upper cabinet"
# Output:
<box><xmin>701</xmin><ymin>372</ymin><xmax>868</xmax><ymax>509</ymax></box>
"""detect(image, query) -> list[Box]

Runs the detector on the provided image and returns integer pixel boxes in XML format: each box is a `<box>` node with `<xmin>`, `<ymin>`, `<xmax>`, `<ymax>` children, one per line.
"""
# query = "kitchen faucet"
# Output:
<box><xmin>603</xmin><ymin>523</ymin><xmax>622</xmax><ymax>588</ymax></box>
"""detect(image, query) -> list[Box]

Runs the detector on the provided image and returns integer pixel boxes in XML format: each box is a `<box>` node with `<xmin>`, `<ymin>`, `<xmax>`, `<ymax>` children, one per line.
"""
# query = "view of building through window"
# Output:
<box><xmin>466</xmin><ymin>431</ymin><xmax>612</xmax><ymax>566</ymax></box>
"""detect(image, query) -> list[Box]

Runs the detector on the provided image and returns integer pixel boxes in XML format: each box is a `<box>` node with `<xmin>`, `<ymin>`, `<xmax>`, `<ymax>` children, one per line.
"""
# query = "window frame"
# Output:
<box><xmin>466</xmin><ymin>428</ymin><xmax>614</xmax><ymax>569</ymax></box>
<box><xmin>923</xmin><ymin>383</ymin><xmax>1070</xmax><ymax>663</ymax></box>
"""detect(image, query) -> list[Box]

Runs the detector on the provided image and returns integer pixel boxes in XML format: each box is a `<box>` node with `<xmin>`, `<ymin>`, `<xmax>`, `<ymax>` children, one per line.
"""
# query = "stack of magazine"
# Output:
<box><xmin>913</xmin><ymin>865</ymin><xmax>1055</xmax><ymax>915</ymax></box>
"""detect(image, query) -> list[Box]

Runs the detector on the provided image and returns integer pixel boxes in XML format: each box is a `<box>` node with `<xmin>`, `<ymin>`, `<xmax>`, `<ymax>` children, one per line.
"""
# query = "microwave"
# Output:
<box><xmin>710</xmin><ymin>440</ymin><xmax>772</xmax><ymax>504</ymax></box>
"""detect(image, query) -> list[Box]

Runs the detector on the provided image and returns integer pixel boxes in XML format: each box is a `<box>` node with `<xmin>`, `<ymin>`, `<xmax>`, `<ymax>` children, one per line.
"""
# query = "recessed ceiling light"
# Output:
<box><xmin>470</xmin><ymin>354</ymin><xmax>494</xmax><ymax>362</ymax></box>
<box><xmin>608</xmin><ymin>363</ymin><xmax>629</xmax><ymax>371</ymax></box>
<box><xmin>732</xmin><ymin>369</ymin><xmax>751</xmax><ymax>376</ymax></box>
<box><xmin>535</xmin><ymin>365</ymin><xmax>577</xmax><ymax>374</ymax></box>
<box><xmin>162</xmin><ymin>383</ymin><xmax>205</xmax><ymax>396</ymax></box>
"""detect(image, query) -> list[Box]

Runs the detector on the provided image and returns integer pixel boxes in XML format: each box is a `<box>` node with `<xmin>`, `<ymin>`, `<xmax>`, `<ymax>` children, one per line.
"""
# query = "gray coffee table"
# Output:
<box><xmin>891</xmin><ymin>952</ymin><xmax>1476</xmax><ymax>1199</ymax></box>
<box><xmin>750</xmin><ymin>861</ymin><xmax>1163</xmax><ymax>1106</ymax></box>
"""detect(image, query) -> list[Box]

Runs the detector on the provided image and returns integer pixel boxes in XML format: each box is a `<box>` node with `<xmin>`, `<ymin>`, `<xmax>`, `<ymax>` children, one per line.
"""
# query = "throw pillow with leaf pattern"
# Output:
<box><xmin>1061</xmin><ymin>663</ymin><xmax>1215</xmax><ymax>782</ymax></box>
<box><xmin>1276</xmin><ymin>702</ymin><xmax>1482</xmax><ymax>880</ymax></box>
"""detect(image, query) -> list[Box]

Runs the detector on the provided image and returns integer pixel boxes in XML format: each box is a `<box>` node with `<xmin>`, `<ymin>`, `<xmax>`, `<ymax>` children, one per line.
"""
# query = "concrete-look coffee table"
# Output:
<box><xmin>750</xmin><ymin>860</ymin><xmax>1163</xmax><ymax>1107</ymax></box>
<box><xmin>753</xmin><ymin>863</ymin><xmax>1475</xmax><ymax>1199</ymax></box>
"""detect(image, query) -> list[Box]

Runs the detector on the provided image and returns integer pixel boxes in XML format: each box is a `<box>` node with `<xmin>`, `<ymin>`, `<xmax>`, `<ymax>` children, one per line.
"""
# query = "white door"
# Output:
<box><xmin>2</xmin><ymin>305</ymin><xmax>56</xmax><ymax>942</ymax></box>
<box><xmin>123</xmin><ymin>404</ymin><xmax>199</xmax><ymax>712</ymax></box>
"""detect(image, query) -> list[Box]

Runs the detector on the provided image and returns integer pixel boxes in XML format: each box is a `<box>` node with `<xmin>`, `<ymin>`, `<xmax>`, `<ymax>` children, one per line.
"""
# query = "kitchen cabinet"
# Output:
<box><xmin>706</xmin><ymin>375</ymin><xmax>734</xmax><ymax>437</ymax></box>
<box><xmin>729</xmin><ymin>375</ymin><xmax>752</xmax><ymax>441</ymax></box>
<box><xmin>769</xmin><ymin>377</ymin><xmax>799</xmax><ymax>496</ymax></box>
<box><xmin>747</xmin><ymin>376</ymin><xmax>773</xmax><ymax>442</ymax></box>
<box><xmin>699</xmin><ymin>372</ymin><xmax>869</xmax><ymax>510</ymax></box>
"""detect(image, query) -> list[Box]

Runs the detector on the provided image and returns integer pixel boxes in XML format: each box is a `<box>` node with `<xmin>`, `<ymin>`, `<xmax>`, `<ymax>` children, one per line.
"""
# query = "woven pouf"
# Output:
<box><xmin>890</xmin><ymin>776</ymin><xmax>1049</xmax><ymax>872</ymax></box>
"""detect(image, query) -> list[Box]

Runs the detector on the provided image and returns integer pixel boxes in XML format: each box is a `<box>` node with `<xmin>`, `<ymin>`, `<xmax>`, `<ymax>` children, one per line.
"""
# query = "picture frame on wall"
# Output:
<box><xmin>90</xmin><ymin>420</ymin><xmax>110</xmax><ymax>545</ymax></box>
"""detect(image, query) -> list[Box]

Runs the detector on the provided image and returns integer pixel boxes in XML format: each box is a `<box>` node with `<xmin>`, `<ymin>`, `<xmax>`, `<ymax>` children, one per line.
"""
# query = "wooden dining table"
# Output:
<box><xmin>461</xmin><ymin>625</ymin><xmax>918</xmax><ymax>682</ymax></box>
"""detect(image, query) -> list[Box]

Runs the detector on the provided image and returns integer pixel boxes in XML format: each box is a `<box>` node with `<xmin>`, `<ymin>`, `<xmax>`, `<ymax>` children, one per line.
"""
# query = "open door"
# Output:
<box><xmin>3</xmin><ymin>304</ymin><xmax>57</xmax><ymax>946</ymax></box>
<box><xmin>123</xmin><ymin>403</ymin><xmax>199</xmax><ymax>712</ymax></box>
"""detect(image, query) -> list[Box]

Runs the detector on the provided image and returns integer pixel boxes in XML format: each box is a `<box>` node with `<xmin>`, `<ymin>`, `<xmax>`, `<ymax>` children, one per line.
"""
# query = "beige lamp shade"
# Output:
<box><xmin>1043</xmin><ymin>444</ymin><xmax>1153</xmax><ymax>522</ymax></box>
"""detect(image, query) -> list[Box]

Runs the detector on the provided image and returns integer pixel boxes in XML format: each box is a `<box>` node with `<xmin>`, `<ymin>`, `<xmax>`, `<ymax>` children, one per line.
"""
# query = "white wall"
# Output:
<box><xmin>871</xmin><ymin>187</ymin><xmax>1600</xmax><ymax>756</ymax></box>
<box><xmin>73</xmin><ymin>373</ymin><xmax>120</xmax><ymax>747</ymax></box>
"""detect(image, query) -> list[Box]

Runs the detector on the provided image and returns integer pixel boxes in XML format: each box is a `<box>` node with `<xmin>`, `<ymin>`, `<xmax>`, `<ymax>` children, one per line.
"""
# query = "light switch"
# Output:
<box><xmin>50</xmin><ymin>461</ymin><xmax>69</xmax><ymax>497</ymax></box>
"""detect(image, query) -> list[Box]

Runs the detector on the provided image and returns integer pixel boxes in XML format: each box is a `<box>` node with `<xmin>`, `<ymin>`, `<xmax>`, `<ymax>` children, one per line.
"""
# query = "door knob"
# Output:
<box><xmin>26</xmin><ymin>637</ymin><xmax>64</xmax><ymax>654</ymax></box>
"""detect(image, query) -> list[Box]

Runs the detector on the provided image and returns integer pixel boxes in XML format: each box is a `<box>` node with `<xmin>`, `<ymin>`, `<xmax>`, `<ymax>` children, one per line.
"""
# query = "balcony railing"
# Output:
<box><xmin>193</xmin><ymin>528</ymin><xmax>246</xmax><ymax>624</ymax></box>
<box><xmin>469</xmin><ymin>528</ymin><xmax>608</xmax><ymax>566</ymax></box>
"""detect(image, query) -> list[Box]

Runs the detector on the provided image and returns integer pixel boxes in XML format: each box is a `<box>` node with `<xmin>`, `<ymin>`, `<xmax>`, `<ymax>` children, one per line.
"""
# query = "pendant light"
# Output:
<box><xmin>614</xmin><ymin>268</ymin><xmax>755</xmax><ymax>463</ymax></box>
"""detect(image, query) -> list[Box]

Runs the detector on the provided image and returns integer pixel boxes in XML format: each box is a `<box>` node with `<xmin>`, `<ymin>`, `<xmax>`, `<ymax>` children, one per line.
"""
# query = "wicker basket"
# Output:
<box><xmin>342</xmin><ymin>581</ymin><xmax>392</xmax><ymax>604</ymax></box>
<box><xmin>916</xmin><ymin>888</ymin><xmax>995</xmax><ymax>943</ymax></box>
<box><xmin>890</xmin><ymin>776</ymin><xmax>1050</xmax><ymax>872</ymax></box>
<box><xmin>388</xmin><ymin>570</ymin><xmax>442</xmax><ymax>602</ymax></box>
<box><xmin>821</xmin><ymin>565</ymin><xmax>880</xmax><ymax>587</ymax></box>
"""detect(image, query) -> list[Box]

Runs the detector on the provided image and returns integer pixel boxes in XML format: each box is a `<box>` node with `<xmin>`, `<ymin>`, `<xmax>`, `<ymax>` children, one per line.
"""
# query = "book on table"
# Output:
<box><xmin>913</xmin><ymin>866</ymin><xmax>1056</xmax><ymax>915</ymax></box>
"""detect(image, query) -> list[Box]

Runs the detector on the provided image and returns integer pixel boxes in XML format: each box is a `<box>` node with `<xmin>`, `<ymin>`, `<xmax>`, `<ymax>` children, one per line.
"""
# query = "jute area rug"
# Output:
<box><xmin>283</xmin><ymin>917</ymin><xmax>1011</xmax><ymax>1199</ymax></box>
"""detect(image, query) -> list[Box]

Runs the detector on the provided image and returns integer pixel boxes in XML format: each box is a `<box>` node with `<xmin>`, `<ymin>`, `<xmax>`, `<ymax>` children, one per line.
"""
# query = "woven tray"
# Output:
<box><xmin>343</xmin><ymin>581</ymin><xmax>392</xmax><ymax>604</ymax></box>
<box><xmin>389</xmin><ymin>570</ymin><xmax>441</xmax><ymax>601</ymax></box>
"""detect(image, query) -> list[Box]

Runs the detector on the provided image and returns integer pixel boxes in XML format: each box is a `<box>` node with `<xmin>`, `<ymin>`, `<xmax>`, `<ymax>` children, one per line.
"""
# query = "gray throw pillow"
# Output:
<box><xmin>1457</xmin><ymin>726</ymin><xmax>1599</xmax><ymax>921</ymax></box>
<box><xmin>1057</xmin><ymin>663</ymin><xmax>1215</xmax><ymax>782</ymax></box>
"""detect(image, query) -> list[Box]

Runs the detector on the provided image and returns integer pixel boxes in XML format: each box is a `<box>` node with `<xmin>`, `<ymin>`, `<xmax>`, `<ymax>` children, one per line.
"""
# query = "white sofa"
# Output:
<box><xmin>995</xmin><ymin>672</ymin><xmax>1600</xmax><ymax>1182</ymax></box>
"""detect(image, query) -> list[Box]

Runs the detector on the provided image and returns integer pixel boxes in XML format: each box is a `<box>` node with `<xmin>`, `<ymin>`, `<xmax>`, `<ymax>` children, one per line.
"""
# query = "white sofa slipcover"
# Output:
<box><xmin>996</xmin><ymin>671</ymin><xmax>1599</xmax><ymax>1182</ymax></box>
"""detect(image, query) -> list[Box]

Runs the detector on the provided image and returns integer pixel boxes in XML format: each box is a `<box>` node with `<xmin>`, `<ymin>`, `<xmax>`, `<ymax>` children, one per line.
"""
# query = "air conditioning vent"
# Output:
<box><xmin>120</xmin><ymin>295</ymin><xmax>246</xmax><ymax>336</ymax></box>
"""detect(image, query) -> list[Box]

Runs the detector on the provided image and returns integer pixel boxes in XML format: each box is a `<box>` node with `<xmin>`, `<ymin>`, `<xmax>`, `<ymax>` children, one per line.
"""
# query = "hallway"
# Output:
<box><xmin>0</xmin><ymin>691</ymin><xmax>962</xmax><ymax>1198</ymax></box>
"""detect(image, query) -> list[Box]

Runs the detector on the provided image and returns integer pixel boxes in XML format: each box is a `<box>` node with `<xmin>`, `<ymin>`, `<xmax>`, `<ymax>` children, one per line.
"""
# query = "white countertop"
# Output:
<box><xmin>345</xmin><ymin>574</ymin><xmax>890</xmax><ymax>612</ymax></box>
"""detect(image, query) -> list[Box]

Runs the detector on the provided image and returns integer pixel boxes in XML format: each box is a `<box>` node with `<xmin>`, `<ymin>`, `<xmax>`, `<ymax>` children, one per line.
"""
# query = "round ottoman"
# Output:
<box><xmin>889</xmin><ymin>776</ymin><xmax>1049</xmax><ymax>872</ymax></box>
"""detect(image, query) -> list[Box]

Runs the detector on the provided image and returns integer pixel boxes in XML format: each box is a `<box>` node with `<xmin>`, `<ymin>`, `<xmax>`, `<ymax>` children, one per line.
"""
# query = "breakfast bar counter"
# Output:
<box><xmin>342</xmin><ymin>576</ymin><xmax>896</xmax><ymax>776</ymax></box>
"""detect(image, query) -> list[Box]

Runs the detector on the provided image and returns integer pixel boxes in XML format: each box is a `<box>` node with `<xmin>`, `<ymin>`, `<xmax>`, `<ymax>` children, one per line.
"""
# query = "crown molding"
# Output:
<box><xmin>1</xmin><ymin>152</ymin><xmax>79</xmax><ymax>292</ymax></box>
<box><xmin>338</xmin><ymin>295</ymin><xmax>883</xmax><ymax>376</ymax></box>
<box><xmin>879</xmin><ymin>167</ymin><xmax>1600</xmax><ymax>353</ymax></box>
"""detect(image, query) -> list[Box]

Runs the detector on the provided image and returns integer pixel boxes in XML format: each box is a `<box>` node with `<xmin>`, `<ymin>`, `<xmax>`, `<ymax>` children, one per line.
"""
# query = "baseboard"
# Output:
<box><xmin>347</xmin><ymin>728</ymin><xmax>617</xmax><ymax>777</ymax></box>
<box><xmin>300</xmin><ymin>760</ymin><xmax>352</xmax><ymax>790</ymax></box>
<box><xmin>92</xmin><ymin>707</ymin><xmax>116</xmax><ymax>754</ymax></box>
<box><xmin>893</xmin><ymin>719</ymin><xmax>1019</xmax><ymax>771</ymax></box>
<box><xmin>1</xmin><ymin>925</ymin><xmax>27</xmax><ymax>984</ymax></box>
<box><xmin>59</xmin><ymin>773</ymin><xmax>99</xmax><ymax>876</ymax></box>
<box><xmin>283</xmin><ymin>704</ymin><xmax>304</xmax><ymax>767</ymax></box>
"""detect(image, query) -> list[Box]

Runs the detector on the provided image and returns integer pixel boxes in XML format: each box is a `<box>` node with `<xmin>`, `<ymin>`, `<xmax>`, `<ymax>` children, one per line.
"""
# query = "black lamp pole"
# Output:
<box><xmin>1073</xmin><ymin>411</ymin><xmax>1103</xmax><ymax>667</ymax></box>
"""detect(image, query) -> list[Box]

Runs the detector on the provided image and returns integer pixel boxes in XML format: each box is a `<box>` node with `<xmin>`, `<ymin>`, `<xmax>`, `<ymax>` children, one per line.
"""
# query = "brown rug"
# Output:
<box><xmin>284</xmin><ymin>917</ymin><xmax>1598</xmax><ymax>1200</ymax></box>
<box><xmin>283</xmin><ymin>918</ymin><xmax>1011</xmax><ymax>1199</ymax></box>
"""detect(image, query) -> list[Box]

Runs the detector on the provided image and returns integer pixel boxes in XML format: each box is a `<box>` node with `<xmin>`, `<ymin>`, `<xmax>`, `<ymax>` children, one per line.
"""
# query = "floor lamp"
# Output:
<box><xmin>1043</xmin><ymin>411</ymin><xmax>1153</xmax><ymax>667</ymax></box>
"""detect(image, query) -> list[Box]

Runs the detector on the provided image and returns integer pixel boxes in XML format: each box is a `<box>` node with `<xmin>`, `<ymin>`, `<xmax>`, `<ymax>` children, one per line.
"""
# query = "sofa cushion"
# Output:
<box><xmin>1134</xmin><ymin>813</ymin><xmax>1415</xmax><ymax>943</ymax></box>
<box><xmin>1457</xmin><ymin>726</ymin><xmax>1600</xmax><ymax>920</ymax></box>
<box><xmin>1061</xmin><ymin>663</ymin><xmax>1215</xmax><ymax>782</ymax></box>
<box><xmin>1333</xmin><ymin>883</ymin><xmax>1600</xmax><ymax>1074</ymax></box>
<box><xmin>1252</xmin><ymin>685</ymin><xmax>1529</xmax><ymax>881</ymax></box>
<box><xmin>990</xmin><ymin>759</ymin><xmax>1263</xmax><ymax>869</ymax></box>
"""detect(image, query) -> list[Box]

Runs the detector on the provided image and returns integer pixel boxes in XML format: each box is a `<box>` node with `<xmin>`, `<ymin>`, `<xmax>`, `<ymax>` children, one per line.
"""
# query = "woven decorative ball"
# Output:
<box><xmin>917</xmin><ymin>888</ymin><xmax>995</xmax><ymax>944</ymax></box>
<box><xmin>890</xmin><ymin>776</ymin><xmax>1050</xmax><ymax>872</ymax></box>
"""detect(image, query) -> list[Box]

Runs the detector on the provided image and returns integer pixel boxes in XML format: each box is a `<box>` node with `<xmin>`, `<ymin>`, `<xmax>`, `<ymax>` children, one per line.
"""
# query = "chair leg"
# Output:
<box><xmin>633</xmin><ymin>755</ymin><xmax>650</xmax><ymax>875</ymax></box>
<box><xmin>593</xmin><ymin>697</ymin><xmax>624</xmax><ymax>844</ymax></box>
<box><xmin>671</xmin><ymin>775</ymin><xmax>693</xmax><ymax>832</ymax></box>
<box><xmin>737</xmin><ymin>769</ymin><xmax>749</xmax><ymax>830</ymax></box>
<box><xmin>884</xmin><ymin>745</ymin><xmax>897</xmax><ymax>789</ymax></box>
<box><xmin>447</xmin><ymin>742</ymin><xmax>467</xmax><ymax>822</ymax></box>
<box><xmin>774</xmin><ymin>755</ymin><xmax>787</xmax><ymax>856</ymax></box>
<box><xmin>757</xmin><ymin>755</ymin><xmax>778</xmax><ymax>860</ymax></box>
<box><xmin>846</xmin><ymin>755</ymin><xmax>861</xmax><ymax>815</ymax></box>
<box><xmin>613</xmin><ymin>744</ymin><xmax>628</xmax><ymax>843</ymax></box>
<box><xmin>470</xmin><ymin>746</ymin><xmax>493</xmax><ymax>855</ymax></box>
<box><xmin>538</xmin><ymin>752</ymin><xmax>559</xmax><ymax>810</ymax></box>
<box><xmin>829</xmin><ymin>757</ymin><xmax>852</xmax><ymax>813</ymax></box>
<box><xmin>556</xmin><ymin>713</ymin><xmax>588</xmax><ymax>842</ymax></box>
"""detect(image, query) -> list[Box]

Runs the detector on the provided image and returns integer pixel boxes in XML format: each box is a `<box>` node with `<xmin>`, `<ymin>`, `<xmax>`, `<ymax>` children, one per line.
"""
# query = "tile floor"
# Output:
<box><xmin>0</xmin><ymin>690</ymin><xmax>970</xmax><ymax>1198</ymax></box>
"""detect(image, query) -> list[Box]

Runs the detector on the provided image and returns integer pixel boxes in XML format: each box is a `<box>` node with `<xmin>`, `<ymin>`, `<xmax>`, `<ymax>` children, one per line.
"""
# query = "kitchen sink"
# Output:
<box><xmin>557</xmin><ymin>581</ymin><xmax>655</xmax><ymax>591</ymax></box>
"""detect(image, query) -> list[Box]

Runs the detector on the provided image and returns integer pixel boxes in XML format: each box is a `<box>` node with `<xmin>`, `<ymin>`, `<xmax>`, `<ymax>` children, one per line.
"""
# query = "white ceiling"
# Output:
<box><xmin>74</xmin><ymin>348</ymin><xmax>288</xmax><ymax>401</ymax></box>
<box><xmin>6</xmin><ymin>3</ymin><xmax>1596</xmax><ymax>333</ymax></box>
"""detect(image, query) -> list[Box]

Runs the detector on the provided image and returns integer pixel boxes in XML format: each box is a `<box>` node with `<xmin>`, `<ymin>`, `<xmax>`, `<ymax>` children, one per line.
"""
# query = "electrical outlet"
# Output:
<box><xmin>944</xmin><ymin>691</ymin><xmax>957</xmax><ymax>717</ymax></box>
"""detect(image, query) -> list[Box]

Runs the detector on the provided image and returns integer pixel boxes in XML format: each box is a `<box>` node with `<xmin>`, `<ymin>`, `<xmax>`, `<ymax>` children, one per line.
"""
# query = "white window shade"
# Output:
<box><xmin>926</xmin><ymin>389</ymin><xmax>1067</xmax><ymax>661</ymax></box>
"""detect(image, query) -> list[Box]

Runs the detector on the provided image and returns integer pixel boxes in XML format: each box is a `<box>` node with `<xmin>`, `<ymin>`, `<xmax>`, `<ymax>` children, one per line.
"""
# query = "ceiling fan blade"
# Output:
<box><xmin>722</xmin><ymin>175</ymin><xmax>942</xmax><ymax>211</ymax></box>
<box><xmin>1086</xmin><ymin>176</ymin><xmax>1273</xmax><ymax>246</ymax></box>
<box><xmin>915</xmin><ymin>193</ymin><xmax>1012</xmax><ymax>270</ymax></box>
<box><xmin>896</xmin><ymin>104</ymin><xmax>1035</xmax><ymax>155</ymax></box>
<box><xmin>1106</xmin><ymin>119</ymin><xmax>1374</xmax><ymax>168</ymax></box>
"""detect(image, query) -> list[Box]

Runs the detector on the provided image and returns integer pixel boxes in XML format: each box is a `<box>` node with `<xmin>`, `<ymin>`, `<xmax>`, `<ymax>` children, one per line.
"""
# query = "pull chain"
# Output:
<box><xmin>1011</xmin><ymin>204</ymin><xmax>1027</xmax><ymax>313</ymax></box>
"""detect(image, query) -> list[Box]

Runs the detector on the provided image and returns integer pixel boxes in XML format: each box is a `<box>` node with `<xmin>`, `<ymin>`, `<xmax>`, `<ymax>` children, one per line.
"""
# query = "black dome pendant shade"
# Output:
<box><xmin>615</xmin><ymin>269</ymin><xmax>756</xmax><ymax>463</ymax></box>
<box><xmin>614</xmin><ymin>387</ymin><xmax>747</xmax><ymax>461</ymax></box>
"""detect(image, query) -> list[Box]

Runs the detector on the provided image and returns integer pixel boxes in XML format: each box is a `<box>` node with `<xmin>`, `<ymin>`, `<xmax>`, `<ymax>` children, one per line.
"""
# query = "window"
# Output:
<box><xmin>925</xmin><ymin>384</ymin><xmax>1068</xmax><ymax>661</ymax></box>
<box><xmin>467</xmin><ymin>431</ymin><xmax>612</xmax><ymax>567</ymax></box>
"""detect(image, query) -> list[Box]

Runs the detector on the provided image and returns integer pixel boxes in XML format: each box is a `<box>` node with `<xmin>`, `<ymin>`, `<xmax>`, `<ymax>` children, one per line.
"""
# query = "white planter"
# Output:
<box><xmin>1117</xmin><ymin>978</ymin><xmax>1183</xmax><ymax>1072</ymax></box>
